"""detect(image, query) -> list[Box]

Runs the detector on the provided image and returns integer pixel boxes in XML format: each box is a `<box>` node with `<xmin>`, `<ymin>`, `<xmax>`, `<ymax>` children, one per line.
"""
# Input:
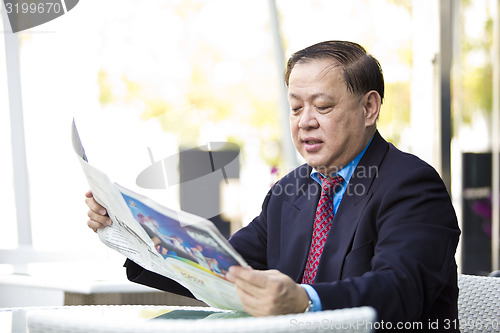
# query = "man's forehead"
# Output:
<box><xmin>290</xmin><ymin>58</ymin><xmax>342</xmax><ymax>81</ymax></box>
<box><xmin>296</xmin><ymin>57</ymin><xmax>341</xmax><ymax>70</ymax></box>
<box><xmin>288</xmin><ymin>59</ymin><xmax>346</xmax><ymax>96</ymax></box>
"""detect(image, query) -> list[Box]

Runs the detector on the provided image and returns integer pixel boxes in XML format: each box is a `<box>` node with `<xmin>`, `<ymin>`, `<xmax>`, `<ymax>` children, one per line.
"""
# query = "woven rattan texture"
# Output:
<box><xmin>458</xmin><ymin>274</ymin><xmax>500</xmax><ymax>332</ymax></box>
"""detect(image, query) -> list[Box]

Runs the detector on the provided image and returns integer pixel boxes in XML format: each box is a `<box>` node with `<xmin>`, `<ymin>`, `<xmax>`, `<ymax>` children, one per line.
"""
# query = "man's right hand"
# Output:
<box><xmin>85</xmin><ymin>190</ymin><xmax>112</xmax><ymax>232</ymax></box>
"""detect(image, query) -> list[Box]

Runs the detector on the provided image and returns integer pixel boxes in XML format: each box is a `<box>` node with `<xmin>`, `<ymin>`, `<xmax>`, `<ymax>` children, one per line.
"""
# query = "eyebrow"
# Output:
<box><xmin>288</xmin><ymin>92</ymin><xmax>334</xmax><ymax>101</ymax></box>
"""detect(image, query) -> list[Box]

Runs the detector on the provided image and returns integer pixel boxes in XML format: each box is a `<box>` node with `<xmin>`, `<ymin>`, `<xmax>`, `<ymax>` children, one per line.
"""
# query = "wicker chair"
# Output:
<box><xmin>458</xmin><ymin>273</ymin><xmax>500</xmax><ymax>332</ymax></box>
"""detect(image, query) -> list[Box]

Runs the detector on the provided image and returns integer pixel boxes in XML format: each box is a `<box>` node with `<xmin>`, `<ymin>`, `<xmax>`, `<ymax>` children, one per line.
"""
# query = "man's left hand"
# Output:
<box><xmin>226</xmin><ymin>266</ymin><xmax>310</xmax><ymax>316</ymax></box>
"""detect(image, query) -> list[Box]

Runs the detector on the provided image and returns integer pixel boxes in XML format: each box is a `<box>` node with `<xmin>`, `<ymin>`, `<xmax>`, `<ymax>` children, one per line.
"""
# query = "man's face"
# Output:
<box><xmin>288</xmin><ymin>58</ymin><xmax>373</xmax><ymax>175</ymax></box>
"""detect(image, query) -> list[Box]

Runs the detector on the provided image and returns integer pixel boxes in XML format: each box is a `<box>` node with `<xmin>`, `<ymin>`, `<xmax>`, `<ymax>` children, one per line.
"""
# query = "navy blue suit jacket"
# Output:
<box><xmin>125</xmin><ymin>131</ymin><xmax>460</xmax><ymax>328</ymax></box>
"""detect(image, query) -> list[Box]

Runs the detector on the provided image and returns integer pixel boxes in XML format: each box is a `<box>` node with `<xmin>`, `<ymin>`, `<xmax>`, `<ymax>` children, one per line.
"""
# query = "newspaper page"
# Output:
<box><xmin>71</xmin><ymin>120</ymin><xmax>247</xmax><ymax>312</ymax></box>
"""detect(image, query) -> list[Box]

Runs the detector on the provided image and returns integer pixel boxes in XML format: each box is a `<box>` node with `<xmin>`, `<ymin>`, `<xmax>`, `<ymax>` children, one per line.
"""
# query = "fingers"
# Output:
<box><xmin>226</xmin><ymin>266</ymin><xmax>309</xmax><ymax>316</ymax></box>
<box><xmin>227</xmin><ymin>266</ymin><xmax>258</xmax><ymax>283</ymax></box>
<box><xmin>85</xmin><ymin>190</ymin><xmax>111</xmax><ymax>232</ymax></box>
<box><xmin>226</xmin><ymin>267</ymin><xmax>266</xmax><ymax>314</ymax></box>
<box><xmin>87</xmin><ymin>218</ymin><xmax>110</xmax><ymax>233</ymax></box>
<box><xmin>227</xmin><ymin>266</ymin><xmax>281</xmax><ymax>285</ymax></box>
<box><xmin>227</xmin><ymin>266</ymin><xmax>279</xmax><ymax>293</ymax></box>
<box><xmin>85</xmin><ymin>194</ymin><xmax>107</xmax><ymax>216</ymax></box>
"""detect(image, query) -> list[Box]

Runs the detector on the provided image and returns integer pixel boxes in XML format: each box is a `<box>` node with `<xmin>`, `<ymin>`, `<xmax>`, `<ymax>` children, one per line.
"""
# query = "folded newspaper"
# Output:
<box><xmin>72</xmin><ymin>120</ymin><xmax>248</xmax><ymax>312</ymax></box>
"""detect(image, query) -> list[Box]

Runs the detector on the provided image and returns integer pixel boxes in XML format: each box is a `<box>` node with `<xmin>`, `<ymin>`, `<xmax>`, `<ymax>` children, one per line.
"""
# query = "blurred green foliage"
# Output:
<box><xmin>458</xmin><ymin>1</ymin><xmax>494</xmax><ymax>124</ymax></box>
<box><xmin>95</xmin><ymin>0</ymin><xmax>496</xmax><ymax>168</ymax></box>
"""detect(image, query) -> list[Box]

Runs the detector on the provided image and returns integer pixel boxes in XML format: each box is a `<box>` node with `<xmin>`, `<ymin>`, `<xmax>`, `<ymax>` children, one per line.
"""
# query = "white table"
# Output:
<box><xmin>0</xmin><ymin>274</ymin><xmax>204</xmax><ymax>307</ymax></box>
<box><xmin>0</xmin><ymin>273</ymin><xmax>153</xmax><ymax>294</ymax></box>
<box><xmin>1</xmin><ymin>305</ymin><xmax>377</xmax><ymax>333</ymax></box>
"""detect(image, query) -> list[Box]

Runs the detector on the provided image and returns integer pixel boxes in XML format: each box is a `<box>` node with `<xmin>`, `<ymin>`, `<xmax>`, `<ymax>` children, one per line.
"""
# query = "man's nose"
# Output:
<box><xmin>298</xmin><ymin>107</ymin><xmax>318</xmax><ymax>129</ymax></box>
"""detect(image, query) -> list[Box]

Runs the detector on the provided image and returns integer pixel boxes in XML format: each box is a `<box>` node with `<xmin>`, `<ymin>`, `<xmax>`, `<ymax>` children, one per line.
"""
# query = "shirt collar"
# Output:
<box><xmin>310</xmin><ymin>135</ymin><xmax>373</xmax><ymax>185</ymax></box>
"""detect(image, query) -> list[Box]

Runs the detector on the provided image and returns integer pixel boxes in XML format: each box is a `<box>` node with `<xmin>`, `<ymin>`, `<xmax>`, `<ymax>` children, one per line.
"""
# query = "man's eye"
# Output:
<box><xmin>291</xmin><ymin>107</ymin><xmax>302</xmax><ymax>113</ymax></box>
<box><xmin>316</xmin><ymin>106</ymin><xmax>331</xmax><ymax>111</ymax></box>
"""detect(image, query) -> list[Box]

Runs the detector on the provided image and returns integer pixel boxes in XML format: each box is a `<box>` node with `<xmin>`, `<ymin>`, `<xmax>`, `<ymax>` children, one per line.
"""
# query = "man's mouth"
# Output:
<box><xmin>303</xmin><ymin>139</ymin><xmax>323</xmax><ymax>152</ymax></box>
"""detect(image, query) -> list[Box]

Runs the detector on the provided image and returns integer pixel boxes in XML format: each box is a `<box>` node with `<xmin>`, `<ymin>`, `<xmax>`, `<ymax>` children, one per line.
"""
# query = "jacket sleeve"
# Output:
<box><xmin>228</xmin><ymin>186</ymin><xmax>274</xmax><ymax>270</ymax></box>
<box><xmin>124</xmin><ymin>258</ymin><xmax>195</xmax><ymax>299</ymax></box>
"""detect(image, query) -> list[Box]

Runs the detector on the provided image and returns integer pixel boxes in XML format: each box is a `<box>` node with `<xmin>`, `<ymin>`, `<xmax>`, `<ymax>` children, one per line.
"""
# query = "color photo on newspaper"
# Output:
<box><xmin>120</xmin><ymin>191</ymin><xmax>239</xmax><ymax>278</ymax></box>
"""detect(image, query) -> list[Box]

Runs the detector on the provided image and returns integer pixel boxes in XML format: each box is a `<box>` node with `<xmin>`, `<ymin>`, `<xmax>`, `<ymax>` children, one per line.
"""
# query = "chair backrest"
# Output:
<box><xmin>458</xmin><ymin>273</ymin><xmax>500</xmax><ymax>332</ymax></box>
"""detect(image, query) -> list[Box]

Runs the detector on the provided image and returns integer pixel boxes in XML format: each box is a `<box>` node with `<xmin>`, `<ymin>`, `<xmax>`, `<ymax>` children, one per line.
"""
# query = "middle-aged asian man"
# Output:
<box><xmin>86</xmin><ymin>40</ymin><xmax>460</xmax><ymax>331</ymax></box>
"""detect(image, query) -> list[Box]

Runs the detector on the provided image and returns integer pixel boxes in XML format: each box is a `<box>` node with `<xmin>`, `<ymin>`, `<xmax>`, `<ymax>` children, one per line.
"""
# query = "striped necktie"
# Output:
<box><xmin>301</xmin><ymin>174</ymin><xmax>344</xmax><ymax>284</ymax></box>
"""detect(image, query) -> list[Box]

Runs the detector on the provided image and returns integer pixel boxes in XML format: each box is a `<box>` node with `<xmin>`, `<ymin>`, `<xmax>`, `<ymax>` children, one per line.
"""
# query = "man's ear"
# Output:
<box><xmin>362</xmin><ymin>90</ymin><xmax>381</xmax><ymax>127</ymax></box>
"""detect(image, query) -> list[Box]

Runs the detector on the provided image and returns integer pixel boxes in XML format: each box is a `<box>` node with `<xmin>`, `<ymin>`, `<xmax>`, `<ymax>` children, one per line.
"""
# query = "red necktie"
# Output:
<box><xmin>301</xmin><ymin>175</ymin><xmax>343</xmax><ymax>284</ymax></box>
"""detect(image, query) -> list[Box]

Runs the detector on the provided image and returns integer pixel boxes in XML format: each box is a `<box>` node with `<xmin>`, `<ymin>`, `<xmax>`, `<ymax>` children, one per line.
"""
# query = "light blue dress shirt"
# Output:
<box><xmin>300</xmin><ymin>137</ymin><xmax>373</xmax><ymax>312</ymax></box>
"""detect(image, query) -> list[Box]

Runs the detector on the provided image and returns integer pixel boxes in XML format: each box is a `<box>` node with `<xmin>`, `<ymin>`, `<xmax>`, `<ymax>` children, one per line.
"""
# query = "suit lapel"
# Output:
<box><xmin>279</xmin><ymin>166</ymin><xmax>321</xmax><ymax>282</ymax></box>
<box><xmin>315</xmin><ymin>131</ymin><xmax>389</xmax><ymax>281</ymax></box>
